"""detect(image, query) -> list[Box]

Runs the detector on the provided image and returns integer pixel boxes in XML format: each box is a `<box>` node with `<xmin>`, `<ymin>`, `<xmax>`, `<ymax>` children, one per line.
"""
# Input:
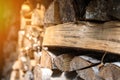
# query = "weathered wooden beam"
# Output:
<box><xmin>43</xmin><ymin>21</ymin><xmax>120</xmax><ymax>55</ymax></box>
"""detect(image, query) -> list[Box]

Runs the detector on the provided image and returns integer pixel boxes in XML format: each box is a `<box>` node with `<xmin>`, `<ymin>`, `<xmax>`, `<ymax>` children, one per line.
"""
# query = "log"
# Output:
<box><xmin>70</xmin><ymin>56</ymin><xmax>96</xmax><ymax>80</ymax></box>
<box><xmin>57</xmin><ymin>0</ymin><xmax>76</xmax><ymax>23</ymax></box>
<box><xmin>44</xmin><ymin>0</ymin><xmax>61</xmax><ymax>25</ymax></box>
<box><xmin>85</xmin><ymin>0</ymin><xmax>110</xmax><ymax>21</ymax></box>
<box><xmin>54</xmin><ymin>54</ymin><xmax>74</xmax><ymax>71</ymax></box>
<box><xmin>34</xmin><ymin>65</ymin><xmax>53</xmax><ymax>80</ymax></box>
<box><xmin>34</xmin><ymin>65</ymin><xmax>42</xmax><ymax>80</ymax></box>
<box><xmin>43</xmin><ymin>21</ymin><xmax>120</xmax><ymax>55</ymax></box>
<box><xmin>44</xmin><ymin>0</ymin><xmax>76</xmax><ymax>25</ymax></box>
<box><xmin>99</xmin><ymin>64</ymin><xmax>120</xmax><ymax>80</ymax></box>
<box><xmin>40</xmin><ymin>49</ymin><xmax>52</xmax><ymax>69</ymax></box>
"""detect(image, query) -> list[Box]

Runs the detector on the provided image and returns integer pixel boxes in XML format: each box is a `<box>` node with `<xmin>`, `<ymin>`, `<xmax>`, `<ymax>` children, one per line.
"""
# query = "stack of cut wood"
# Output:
<box><xmin>11</xmin><ymin>0</ymin><xmax>120</xmax><ymax>80</ymax></box>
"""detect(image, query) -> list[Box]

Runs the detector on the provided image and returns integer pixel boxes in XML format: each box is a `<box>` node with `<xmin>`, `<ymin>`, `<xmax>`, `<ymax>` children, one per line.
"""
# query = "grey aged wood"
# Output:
<box><xmin>43</xmin><ymin>21</ymin><xmax>120</xmax><ymax>55</ymax></box>
<box><xmin>70</xmin><ymin>56</ymin><xmax>96</xmax><ymax>80</ymax></box>
<box><xmin>85</xmin><ymin>0</ymin><xmax>110</xmax><ymax>21</ymax></box>
<box><xmin>99</xmin><ymin>64</ymin><xmax>120</xmax><ymax>80</ymax></box>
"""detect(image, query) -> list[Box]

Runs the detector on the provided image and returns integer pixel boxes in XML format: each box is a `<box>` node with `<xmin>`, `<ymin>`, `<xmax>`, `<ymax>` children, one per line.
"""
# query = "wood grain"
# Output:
<box><xmin>43</xmin><ymin>21</ymin><xmax>120</xmax><ymax>54</ymax></box>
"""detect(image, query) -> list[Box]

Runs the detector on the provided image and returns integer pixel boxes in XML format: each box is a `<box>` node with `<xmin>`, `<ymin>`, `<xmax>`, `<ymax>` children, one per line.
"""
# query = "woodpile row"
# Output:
<box><xmin>10</xmin><ymin>0</ymin><xmax>120</xmax><ymax>80</ymax></box>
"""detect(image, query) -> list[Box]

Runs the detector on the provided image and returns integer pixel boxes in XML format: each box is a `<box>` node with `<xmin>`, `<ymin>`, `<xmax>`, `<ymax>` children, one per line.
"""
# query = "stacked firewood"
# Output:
<box><xmin>10</xmin><ymin>0</ymin><xmax>120</xmax><ymax>80</ymax></box>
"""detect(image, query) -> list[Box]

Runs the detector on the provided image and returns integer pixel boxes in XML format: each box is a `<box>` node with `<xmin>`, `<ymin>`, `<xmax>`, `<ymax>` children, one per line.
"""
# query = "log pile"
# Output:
<box><xmin>10</xmin><ymin>0</ymin><xmax>120</xmax><ymax>80</ymax></box>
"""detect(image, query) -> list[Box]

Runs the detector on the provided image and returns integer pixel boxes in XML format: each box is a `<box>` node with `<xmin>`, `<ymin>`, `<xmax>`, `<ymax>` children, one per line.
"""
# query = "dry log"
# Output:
<box><xmin>99</xmin><ymin>64</ymin><xmax>120</xmax><ymax>80</ymax></box>
<box><xmin>34</xmin><ymin>65</ymin><xmax>53</xmax><ymax>80</ymax></box>
<box><xmin>57</xmin><ymin>0</ymin><xmax>76</xmax><ymax>23</ymax></box>
<box><xmin>31</xmin><ymin>4</ymin><xmax>45</xmax><ymax>26</ymax></box>
<box><xmin>44</xmin><ymin>0</ymin><xmax>61</xmax><ymax>25</ymax></box>
<box><xmin>40</xmin><ymin>49</ymin><xmax>52</xmax><ymax>69</ymax></box>
<box><xmin>70</xmin><ymin>56</ymin><xmax>96</xmax><ymax>80</ymax></box>
<box><xmin>85</xmin><ymin>0</ymin><xmax>110</xmax><ymax>21</ymax></box>
<box><xmin>34</xmin><ymin>65</ymin><xmax>42</xmax><ymax>80</ymax></box>
<box><xmin>43</xmin><ymin>21</ymin><xmax>120</xmax><ymax>55</ymax></box>
<box><xmin>54</xmin><ymin>54</ymin><xmax>74</xmax><ymax>71</ymax></box>
<box><xmin>44</xmin><ymin>0</ymin><xmax>76</xmax><ymax>25</ymax></box>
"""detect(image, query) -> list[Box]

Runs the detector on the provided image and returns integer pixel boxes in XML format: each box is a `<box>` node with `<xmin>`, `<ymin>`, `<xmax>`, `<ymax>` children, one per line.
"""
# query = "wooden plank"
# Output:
<box><xmin>43</xmin><ymin>21</ymin><xmax>120</xmax><ymax>54</ymax></box>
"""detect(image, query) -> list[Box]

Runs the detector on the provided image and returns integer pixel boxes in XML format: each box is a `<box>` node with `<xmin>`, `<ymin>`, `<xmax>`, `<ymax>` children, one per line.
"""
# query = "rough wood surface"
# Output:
<box><xmin>70</xmin><ymin>56</ymin><xmax>96</xmax><ymax>80</ymax></box>
<box><xmin>40</xmin><ymin>49</ymin><xmax>52</xmax><ymax>69</ymax></box>
<box><xmin>54</xmin><ymin>54</ymin><xmax>74</xmax><ymax>71</ymax></box>
<box><xmin>85</xmin><ymin>0</ymin><xmax>110</xmax><ymax>21</ymax></box>
<box><xmin>43</xmin><ymin>21</ymin><xmax>120</xmax><ymax>55</ymax></box>
<box><xmin>99</xmin><ymin>64</ymin><xmax>120</xmax><ymax>80</ymax></box>
<box><xmin>44</xmin><ymin>0</ymin><xmax>61</xmax><ymax>25</ymax></box>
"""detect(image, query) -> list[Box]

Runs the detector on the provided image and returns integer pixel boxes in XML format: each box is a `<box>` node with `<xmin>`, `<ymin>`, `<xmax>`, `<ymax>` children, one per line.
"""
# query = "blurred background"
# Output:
<box><xmin>0</xmin><ymin>0</ymin><xmax>24</xmax><ymax>79</ymax></box>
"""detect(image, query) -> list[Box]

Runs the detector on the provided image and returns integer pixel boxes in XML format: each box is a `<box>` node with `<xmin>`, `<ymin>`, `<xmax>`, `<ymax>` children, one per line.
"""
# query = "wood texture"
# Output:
<box><xmin>54</xmin><ymin>54</ymin><xmax>74</xmax><ymax>71</ymax></box>
<box><xmin>70</xmin><ymin>56</ymin><xmax>96</xmax><ymax>80</ymax></box>
<box><xmin>85</xmin><ymin>0</ymin><xmax>110</xmax><ymax>21</ymax></box>
<box><xmin>44</xmin><ymin>0</ymin><xmax>61</xmax><ymax>25</ymax></box>
<box><xmin>40</xmin><ymin>49</ymin><xmax>52</xmax><ymax>69</ymax></box>
<box><xmin>43</xmin><ymin>21</ymin><xmax>120</xmax><ymax>55</ymax></box>
<box><xmin>99</xmin><ymin>64</ymin><xmax>120</xmax><ymax>80</ymax></box>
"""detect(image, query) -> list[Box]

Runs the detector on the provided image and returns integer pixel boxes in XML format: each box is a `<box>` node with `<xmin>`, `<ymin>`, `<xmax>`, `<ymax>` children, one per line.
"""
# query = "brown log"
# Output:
<box><xmin>99</xmin><ymin>64</ymin><xmax>120</xmax><ymax>80</ymax></box>
<box><xmin>44</xmin><ymin>0</ymin><xmax>61</xmax><ymax>25</ymax></box>
<box><xmin>44</xmin><ymin>0</ymin><xmax>76</xmax><ymax>25</ymax></box>
<box><xmin>40</xmin><ymin>49</ymin><xmax>52</xmax><ymax>69</ymax></box>
<box><xmin>70</xmin><ymin>56</ymin><xmax>96</xmax><ymax>80</ymax></box>
<box><xmin>85</xmin><ymin>0</ymin><xmax>110</xmax><ymax>21</ymax></box>
<box><xmin>34</xmin><ymin>65</ymin><xmax>53</xmax><ymax>80</ymax></box>
<box><xmin>54</xmin><ymin>54</ymin><xmax>74</xmax><ymax>71</ymax></box>
<box><xmin>43</xmin><ymin>21</ymin><xmax>120</xmax><ymax>55</ymax></box>
<box><xmin>57</xmin><ymin>0</ymin><xmax>76</xmax><ymax>23</ymax></box>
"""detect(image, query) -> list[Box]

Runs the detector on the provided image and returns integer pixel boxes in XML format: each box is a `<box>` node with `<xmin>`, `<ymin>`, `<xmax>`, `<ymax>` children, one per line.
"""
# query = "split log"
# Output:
<box><xmin>34</xmin><ymin>65</ymin><xmax>53</xmax><ymax>80</ymax></box>
<box><xmin>43</xmin><ymin>21</ymin><xmax>120</xmax><ymax>55</ymax></box>
<box><xmin>44</xmin><ymin>0</ymin><xmax>76</xmax><ymax>25</ymax></box>
<box><xmin>34</xmin><ymin>65</ymin><xmax>42</xmax><ymax>80</ymax></box>
<box><xmin>70</xmin><ymin>56</ymin><xmax>96</xmax><ymax>80</ymax></box>
<box><xmin>57</xmin><ymin>0</ymin><xmax>76</xmax><ymax>23</ymax></box>
<box><xmin>54</xmin><ymin>54</ymin><xmax>74</xmax><ymax>71</ymax></box>
<box><xmin>31</xmin><ymin>4</ymin><xmax>45</xmax><ymax>26</ymax></box>
<box><xmin>44</xmin><ymin>0</ymin><xmax>61</xmax><ymax>25</ymax></box>
<box><xmin>40</xmin><ymin>49</ymin><xmax>52</xmax><ymax>69</ymax></box>
<box><xmin>99</xmin><ymin>64</ymin><xmax>120</xmax><ymax>80</ymax></box>
<box><xmin>70</xmin><ymin>56</ymin><xmax>92</xmax><ymax>71</ymax></box>
<box><xmin>85</xmin><ymin>0</ymin><xmax>110</xmax><ymax>21</ymax></box>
